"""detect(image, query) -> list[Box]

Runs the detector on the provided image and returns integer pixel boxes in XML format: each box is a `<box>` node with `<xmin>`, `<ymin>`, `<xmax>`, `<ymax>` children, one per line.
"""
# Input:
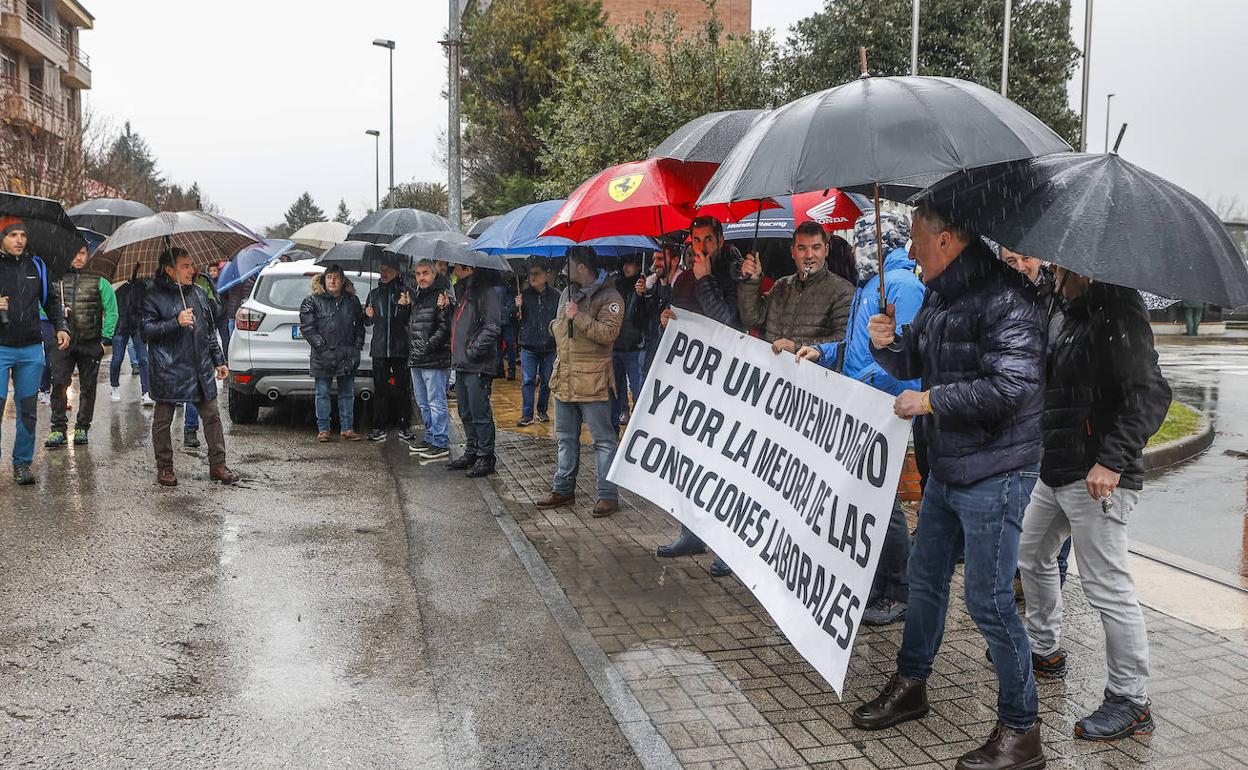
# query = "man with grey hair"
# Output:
<box><xmin>852</xmin><ymin>204</ymin><xmax>1049</xmax><ymax>770</ymax></box>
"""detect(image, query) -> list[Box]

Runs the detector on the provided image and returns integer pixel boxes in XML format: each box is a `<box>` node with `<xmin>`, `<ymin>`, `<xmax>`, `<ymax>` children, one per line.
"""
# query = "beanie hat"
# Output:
<box><xmin>0</xmin><ymin>216</ymin><xmax>27</xmax><ymax>239</ymax></box>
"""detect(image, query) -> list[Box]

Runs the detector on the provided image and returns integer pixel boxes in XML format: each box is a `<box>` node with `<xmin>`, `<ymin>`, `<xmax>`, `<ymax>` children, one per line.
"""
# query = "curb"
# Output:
<box><xmin>1143</xmin><ymin>402</ymin><xmax>1214</xmax><ymax>471</ymax></box>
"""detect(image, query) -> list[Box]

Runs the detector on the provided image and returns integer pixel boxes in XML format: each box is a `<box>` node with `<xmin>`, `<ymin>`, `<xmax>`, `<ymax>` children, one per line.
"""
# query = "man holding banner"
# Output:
<box><xmin>853</xmin><ymin>205</ymin><xmax>1048</xmax><ymax>770</ymax></box>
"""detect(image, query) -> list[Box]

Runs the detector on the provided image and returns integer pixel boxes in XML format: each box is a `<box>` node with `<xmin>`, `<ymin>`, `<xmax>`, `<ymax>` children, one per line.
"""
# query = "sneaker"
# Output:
<box><xmin>110</xmin><ymin>386</ymin><xmax>122</xmax><ymax>403</ymax></box>
<box><xmin>140</xmin><ymin>393</ymin><xmax>156</xmax><ymax>407</ymax></box>
<box><xmin>44</xmin><ymin>431</ymin><xmax>67</xmax><ymax>448</ymax></box>
<box><xmin>418</xmin><ymin>445</ymin><xmax>449</xmax><ymax>460</ymax></box>
<box><xmin>536</xmin><ymin>412</ymin><xmax>550</xmax><ymax>423</ymax></box>
<box><xmin>1075</xmin><ymin>691</ymin><xmax>1154</xmax><ymax>741</ymax></box>
<box><xmin>73</xmin><ymin>428</ymin><xmax>89</xmax><ymax>446</ymax></box>
<box><xmin>367</xmin><ymin>429</ymin><xmax>387</xmax><ymax>441</ymax></box>
<box><xmin>397</xmin><ymin>427</ymin><xmax>417</xmax><ymax>442</ymax></box>
<box><xmin>37</xmin><ymin>391</ymin><xmax>50</xmax><ymax>405</ymax></box>
<box><xmin>862</xmin><ymin>597</ymin><xmax>907</xmax><ymax>626</ymax></box>
<box><xmin>985</xmin><ymin>646</ymin><xmax>1067</xmax><ymax>680</ymax></box>
<box><xmin>516</xmin><ymin>416</ymin><xmax>534</xmax><ymax>427</ymax></box>
<box><xmin>13</xmin><ymin>465</ymin><xmax>34</xmax><ymax>485</ymax></box>
<box><xmin>408</xmin><ymin>440</ymin><xmax>432</xmax><ymax>454</ymax></box>
<box><xmin>184</xmin><ymin>429</ymin><xmax>200</xmax><ymax>448</ymax></box>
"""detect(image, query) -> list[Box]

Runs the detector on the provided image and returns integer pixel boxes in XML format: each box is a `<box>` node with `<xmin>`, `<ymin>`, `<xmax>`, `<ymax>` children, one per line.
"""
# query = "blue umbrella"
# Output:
<box><xmin>473</xmin><ymin>199</ymin><xmax>658</xmax><ymax>257</ymax></box>
<box><xmin>217</xmin><ymin>238</ymin><xmax>295</xmax><ymax>292</ymax></box>
<box><xmin>77</xmin><ymin>227</ymin><xmax>108</xmax><ymax>256</ymax></box>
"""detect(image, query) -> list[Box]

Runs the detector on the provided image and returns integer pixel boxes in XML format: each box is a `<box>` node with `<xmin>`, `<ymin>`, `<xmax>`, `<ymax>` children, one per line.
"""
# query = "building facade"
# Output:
<box><xmin>600</xmin><ymin>0</ymin><xmax>751</xmax><ymax>36</ymax></box>
<box><xmin>0</xmin><ymin>0</ymin><xmax>92</xmax><ymax>141</ymax></box>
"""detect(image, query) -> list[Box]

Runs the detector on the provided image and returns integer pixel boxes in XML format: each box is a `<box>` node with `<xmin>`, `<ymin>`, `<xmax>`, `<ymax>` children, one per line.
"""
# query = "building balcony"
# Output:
<box><xmin>0</xmin><ymin>0</ymin><xmax>71</xmax><ymax>68</ymax></box>
<box><xmin>1</xmin><ymin>75</ymin><xmax>71</xmax><ymax>138</ymax></box>
<box><xmin>62</xmin><ymin>47</ymin><xmax>89</xmax><ymax>89</ymax></box>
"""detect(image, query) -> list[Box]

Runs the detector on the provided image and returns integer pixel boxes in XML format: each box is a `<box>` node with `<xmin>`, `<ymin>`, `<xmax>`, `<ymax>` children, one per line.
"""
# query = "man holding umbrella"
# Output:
<box><xmin>364</xmin><ymin>258</ymin><xmax>413</xmax><ymax>442</ymax></box>
<box><xmin>0</xmin><ymin>218</ymin><xmax>69</xmax><ymax>484</ymax></box>
<box><xmin>143</xmin><ymin>248</ymin><xmax>237</xmax><ymax>486</ymax></box>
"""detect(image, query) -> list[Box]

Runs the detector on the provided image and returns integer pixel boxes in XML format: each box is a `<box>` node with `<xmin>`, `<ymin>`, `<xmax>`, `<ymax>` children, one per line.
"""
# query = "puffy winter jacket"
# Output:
<box><xmin>516</xmin><ymin>284</ymin><xmax>559</xmax><ymax>353</ymax></box>
<box><xmin>141</xmin><ymin>274</ymin><xmax>225</xmax><ymax>403</ymax></box>
<box><xmin>405</xmin><ymin>273</ymin><xmax>453</xmax><ymax>370</ymax></box>
<box><xmin>612</xmin><ymin>272</ymin><xmax>646</xmax><ymax>352</ymax></box>
<box><xmin>739</xmin><ymin>263</ymin><xmax>854</xmax><ymax>347</ymax></box>
<box><xmin>872</xmin><ymin>239</ymin><xmax>1047</xmax><ymax>485</ymax></box>
<box><xmin>299</xmin><ymin>274</ymin><xmax>365</xmax><ymax>378</ymax></box>
<box><xmin>670</xmin><ymin>245</ymin><xmax>743</xmax><ymax>330</ymax></box>
<box><xmin>365</xmin><ymin>276</ymin><xmax>410</xmax><ymax>359</ymax></box>
<box><xmin>1041</xmin><ymin>283</ymin><xmax>1171</xmax><ymax>490</ymax></box>
<box><xmin>60</xmin><ymin>269</ymin><xmax>118</xmax><ymax>343</ymax></box>
<box><xmin>814</xmin><ymin>248</ymin><xmax>926</xmax><ymax>396</ymax></box>
<box><xmin>550</xmin><ymin>269</ymin><xmax>624</xmax><ymax>402</ymax></box>
<box><xmin>0</xmin><ymin>251</ymin><xmax>65</xmax><ymax>347</ymax></box>
<box><xmin>450</xmin><ymin>273</ymin><xmax>501</xmax><ymax>376</ymax></box>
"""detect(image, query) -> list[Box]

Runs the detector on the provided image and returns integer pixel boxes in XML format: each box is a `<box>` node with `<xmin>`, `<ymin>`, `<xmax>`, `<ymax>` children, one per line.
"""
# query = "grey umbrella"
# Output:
<box><xmin>467</xmin><ymin>215</ymin><xmax>500</xmax><ymax>239</ymax></box>
<box><xmin>385</xmin><ymin>230</ymin><xmax>511</xmax><ymax>273</ymax></box>
<box><xmin>347</xmin><ymin>208</ymin><xmax>456</xmax><ymax>244</ymax></box>
<box><xmin>914</xmin><ymin>151</ymin><xmax>1248</xmax><ymax>308</ymax></box>
<box><xmin>650</xmin><ymin>109</ymin><xmax>767</xmax><ymax>164</ymax></box>
<box><xmin>314</xmin><ymin>240</ymin><xmax>387</xmax><ymax>271</ymax></box>
<box><xmin>66</xmin><ymin>198</ymin><xmax>157</xmax><ymax>236</ymax></box>
<box><xmin>90</xmin><ymin>211</ymin><xmax>263</xmax><ymax>281</ymax></box>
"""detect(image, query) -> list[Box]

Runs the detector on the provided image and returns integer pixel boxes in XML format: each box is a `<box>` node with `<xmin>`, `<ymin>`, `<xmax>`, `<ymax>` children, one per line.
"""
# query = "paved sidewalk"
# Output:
<box><xmin>490</xmin><ymin>429</ymin><xmax>1248</xmax><ymax>769</ymax></box>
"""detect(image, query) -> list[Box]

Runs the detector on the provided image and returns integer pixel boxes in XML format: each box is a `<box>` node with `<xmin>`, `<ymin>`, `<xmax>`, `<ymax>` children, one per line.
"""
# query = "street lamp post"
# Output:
<box><xmin>1001</xmin><ymin>0</ymin><xmax>1013</xmax><ymax>96</ymax></box>
<box><xmin>365</xmin><ymin>129</ymin><xmax>381</xmax><ymax>211</ymax></box>
<box><xmin>447</xmin><ymin>0</ymin><xmax>463</xmax><ymax>229</ymax></box>
<box><xmin>1104</xmin><ymin>93</ymin><xmax>1116</xmax><ymax>153</ymax></box>
<box><xmin>372</xmin><ymin>39</ymin><xmax>396</xmax><ymax>203</ymax></box>
<box><xmin>910</xmin><ymin>0</ymin><xmax>920</xmax><ymax>75</ymax></box>
<box><xmin>1079</xmin><ymin>0</ymin><xmax>1094</xmax><ymax>151</ymax></box>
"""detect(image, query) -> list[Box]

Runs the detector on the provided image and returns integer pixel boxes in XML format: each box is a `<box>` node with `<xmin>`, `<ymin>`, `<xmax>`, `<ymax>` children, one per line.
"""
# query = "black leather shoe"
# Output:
<box><xmin>465</xmin><ymin>455</ymin><xmax>496</xmax><ymax>478</ymax></box>
<box><xmin>956</xmin><ymin>721</ymin><xmax>1045</xmax><ymax>769</ymax></box>
<box><xmin>707</xmin><ymin>557</ymin><xmax>733</xmax><ymax>578</ymax></box>
<box><xmin>851</xmin><ymin>673</ymin><xmax>929</xmax><ymax>730</ymax></box>
<box><xmin>656</xmin><ymin>531</ymin><xmax>707</xmax><ymax>558</ymax></box>
<box><xmin>446</xmin><ymin>453</ymin><xmax>477</xmax><ymax>471</ymax></box>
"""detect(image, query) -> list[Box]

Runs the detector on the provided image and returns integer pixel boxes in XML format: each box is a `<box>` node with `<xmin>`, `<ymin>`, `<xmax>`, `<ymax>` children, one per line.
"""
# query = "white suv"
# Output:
<box><xmin>227</xmin><ymin>258</ymin><xmax>378</xmax><ymax>423</ymax></box>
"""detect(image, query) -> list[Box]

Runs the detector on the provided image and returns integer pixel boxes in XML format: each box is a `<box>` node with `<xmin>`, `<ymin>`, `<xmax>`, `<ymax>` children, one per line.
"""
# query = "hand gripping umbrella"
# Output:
<box><xmin>698</xmin><ymin>55</ymin><xmax>1072</xmax><ymax>309</ymax></box>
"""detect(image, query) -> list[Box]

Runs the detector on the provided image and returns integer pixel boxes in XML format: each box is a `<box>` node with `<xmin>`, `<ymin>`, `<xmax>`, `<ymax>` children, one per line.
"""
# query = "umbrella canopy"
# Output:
<box><xmin>915</xmin><ymin>152</ymin><xmax>1248</xmax><ymax>308</ymax></box>
<box><xmin>66</xmin><ymin>198</ymin><xmax>157</xmax><ymax>236</ymax></box>
<box><xmin>217</xmin><ymin>239</ymin><xmax>296</xmax><ymax>292</ymax></box>
<box><xmin>697</xmin><ymin>76</ymin><xmax>1071</xmax><ymax>207</ymax></box>
<box><xmin>650</xmin><ymin>109</ymin><xmax>767</xmax><ymax>164</ymax></box>
<box><xmin>289</xmin><ymin>220</ymin><xmax>352</xmax><ymax>252</ymax></box>
<box><xmin>475</xmin><ymin>199</ymin><xmax>659</xmax><ymax>257</ymax></box>
<box><xmin>467</xmin><ymin>215</ymin><xmax>500</xmax><ymax>239</ymax></box>
<box><xmin>88</xmin><ymin>211</ymin><xmax>263</xmax><ymax>281</ymax></box>
<box><xmin>314</xmin><ymin>240</ymin><xmax>387</xmax><ymax>271</ymax></box>
<box><xmin>723</xmin><ymin>191</ymin><xmax>870</xmax><ymax>240</ymax></box>
<box><xmin>347</xmin><ymin>208</ymin><xmax>456</xmax><ymax>244</ymax></box>
<box><xmin>77</xmin><ymin>228</ymin><xmax>108</xmax><ymax>256</ymax></box>
<box><xmin>385</xmin><ymin>230</ymin><xmax>511</xmax><ymax>272</ymax></box>
<box><xmin>541</xmin><ymin>158</ymin><xmax>771</xmax><ymax>242</ymax></box>
<box><xmin>0</xmin><ymin>192</ymin><xmax>89</xmax><ymax>279</ymax></box>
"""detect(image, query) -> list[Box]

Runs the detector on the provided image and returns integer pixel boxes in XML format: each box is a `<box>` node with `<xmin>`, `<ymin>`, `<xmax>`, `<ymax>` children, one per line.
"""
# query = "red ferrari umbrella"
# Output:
<box><xmin>541</xmin><ymin>158</ymin><xmax>772</xmax><ymax>241</ymax></box>
<box><xmin>791</xmin><ymin>188</ymin><xmax>864</xmax><ymax>231</ymax></box>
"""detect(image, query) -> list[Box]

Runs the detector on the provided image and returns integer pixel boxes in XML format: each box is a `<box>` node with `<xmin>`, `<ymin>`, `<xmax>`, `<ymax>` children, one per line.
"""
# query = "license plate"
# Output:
<box><xmin>291</xmin><ymin>325</ymin><xmax>302</xmax><ymax>339</ymax></box>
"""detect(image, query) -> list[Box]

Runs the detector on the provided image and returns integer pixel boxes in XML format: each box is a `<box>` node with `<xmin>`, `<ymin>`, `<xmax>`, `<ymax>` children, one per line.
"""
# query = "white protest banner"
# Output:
<box><xmin>607</xmin><ymin>312</ymin><xmax>911</xmax><ymax>696</ymax></box>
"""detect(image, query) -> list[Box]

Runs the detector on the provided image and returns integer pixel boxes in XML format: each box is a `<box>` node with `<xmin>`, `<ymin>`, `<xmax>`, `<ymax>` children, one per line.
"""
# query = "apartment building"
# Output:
<box><xmin>0</xmin><ymin>0</ymin><xmax>92</xmax><ymax>140</ymax></box>
<box><xmin>600</xmin><ymin>0</ymin><xmax>751</xmax><ymax>36</ymax></box>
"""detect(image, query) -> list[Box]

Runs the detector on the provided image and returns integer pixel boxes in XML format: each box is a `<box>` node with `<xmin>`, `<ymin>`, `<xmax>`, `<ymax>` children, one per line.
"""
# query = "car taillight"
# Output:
<box><xmin>235</xmin><ymin>307</ymin><xmax>265</xmax><ymax>331</ymax></box>
<box><xmin>234</xmin><ymin>374</ymin><xmax>252</xmax><ymax>384</ymax></box>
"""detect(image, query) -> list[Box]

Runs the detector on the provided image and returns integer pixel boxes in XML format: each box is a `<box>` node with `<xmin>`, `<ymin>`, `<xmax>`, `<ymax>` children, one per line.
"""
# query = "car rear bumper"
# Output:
<box><xmin>230</xmin><ymin>369</ymin><xmax>374</xmax><ymax>401</ymax></box>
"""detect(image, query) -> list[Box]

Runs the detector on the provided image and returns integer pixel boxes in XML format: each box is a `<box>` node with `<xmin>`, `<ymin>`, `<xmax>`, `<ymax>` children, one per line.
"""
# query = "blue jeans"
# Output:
<box><xmin>184</xmin><ymin>401</ymin><xmax>199</xmax><ymax>430</ymax></box>
<box><xmin>315</xmin><ymin>374</ymin><xmax>355</xmax><ymax>433</ymax></box>
<box><xmin>610</xmin><ymin>349</ymin><xmax>644</xmax><ymax>427</ymax></box>
<box><xmin>898</xmin><ymin>465</ymin><xmax>1040</xmax><ymax>730</ymax></box>
<box><xmin>520</xmin><ymin>348</ymin><xmax>554</xmax><ymax>420</ymax></box>
<box><xmin>0</xmin><ymin>343</ymin><xmax>45</xmax><ymax>467</ymax></box>
<box><xmin>554</xmin><ymin>399</ymin><xmax>618</xmax><ymax>501</ymax></box>
<box><xmin>110</xmin><ymin>333</ymin><xmax>150</xmax><ymax>393</ymax></box>
<box><xmin>410</xmin><ymin>367</ymin><xmax>450</xmax><ymax>449</ymax></box>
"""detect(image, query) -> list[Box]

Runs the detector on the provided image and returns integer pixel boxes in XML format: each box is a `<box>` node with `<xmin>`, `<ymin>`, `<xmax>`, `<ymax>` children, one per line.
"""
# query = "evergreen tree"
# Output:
<box><xmin>283</xmin><ymin>192</ymin><xmax>326</xmax><ymax>233</ymax></box>
<box><xmin>333</xmin><ymin>199</ymin><xmax>356</xmax><ymax>225</ymax></box>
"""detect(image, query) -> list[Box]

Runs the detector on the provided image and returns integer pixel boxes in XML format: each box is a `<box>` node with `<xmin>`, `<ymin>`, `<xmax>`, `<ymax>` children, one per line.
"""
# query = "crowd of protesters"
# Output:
<box><xmin>0</xmin><ymin>202</ymin><xmax>1174</xmax><ymax>767</ymax></box>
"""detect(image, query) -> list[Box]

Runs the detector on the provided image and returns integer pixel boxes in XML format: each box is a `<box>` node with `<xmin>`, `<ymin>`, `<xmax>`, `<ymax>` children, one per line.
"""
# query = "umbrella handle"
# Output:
<box><xmin>874</xmin><ymin>184</ymin><xmax>887</xmax><ymax>313</ymax></box>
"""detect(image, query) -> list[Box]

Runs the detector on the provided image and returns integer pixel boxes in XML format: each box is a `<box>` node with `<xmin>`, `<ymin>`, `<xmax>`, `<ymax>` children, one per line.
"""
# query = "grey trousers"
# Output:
<box><xmin>1017</xmin><ymin>480</ymin><xmax>1150</xmax><ymax>704</ymax></box>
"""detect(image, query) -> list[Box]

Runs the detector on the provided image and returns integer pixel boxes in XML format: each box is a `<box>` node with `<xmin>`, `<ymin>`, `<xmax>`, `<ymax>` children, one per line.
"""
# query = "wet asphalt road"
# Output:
<box><xmin>0</xmin><ymin>370</ymin><xmax>638</xmax><ymax>768</ymax></box>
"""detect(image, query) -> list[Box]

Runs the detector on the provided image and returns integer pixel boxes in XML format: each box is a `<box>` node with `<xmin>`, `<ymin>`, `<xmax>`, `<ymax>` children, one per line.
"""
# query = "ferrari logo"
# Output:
<box><xmin>608</xmin><ymin>174</ymin><xmax>644</xmax><ymax>202</ymax></box>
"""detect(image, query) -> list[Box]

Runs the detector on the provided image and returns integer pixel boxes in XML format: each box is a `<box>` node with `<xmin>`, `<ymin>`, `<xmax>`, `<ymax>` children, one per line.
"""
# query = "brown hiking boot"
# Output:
<box><xmin>592</xmin><ymin>499</ymin><xmax>619</xmax><ymax>517</ymax></box>
<box><xmin>956</xmin><ymin>721</ymin><xmax>1045</xmax><ymax>770</ymax></box>
<box><xmin>535</xmin><ymin>491</ymin><xmax>575</xmax><ymax>509</ymax></box>
<box><xmin>341</xmin><ymin>430</ymin><xmax>363</xmax><ymax>442</ymax></box>
<box><xmin>210</xmin><ymin>465</ymin><xmax>240</xmax><ymax>484</ymax></box>
<box><xmin>157</xmin><ymin>468</ymin><xmax>178</xmax><ymax>487</ymax></box>
<box><xmin>317</xmin><ymin>431</ymin><xmax>331</xmax><ymax>442</ymax></box>
<box><xmin>851</xmin><ymin>672</ymin><xmax>929</xmax><ymax>730</ymax></box>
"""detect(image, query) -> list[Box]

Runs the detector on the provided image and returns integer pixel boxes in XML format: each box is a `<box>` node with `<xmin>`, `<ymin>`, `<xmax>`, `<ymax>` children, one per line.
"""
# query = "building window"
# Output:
<box><xmin>0</xmin><ymin>46</ymin><xmax>17</xmax><ymax>83</ymax></box>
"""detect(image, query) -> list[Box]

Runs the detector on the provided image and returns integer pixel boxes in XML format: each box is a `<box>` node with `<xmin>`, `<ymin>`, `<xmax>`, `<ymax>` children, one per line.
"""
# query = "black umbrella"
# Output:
<box><xmin>385</xmin><ymin>231</ymin><xmax>511</xmax><ymax>272</ymax></box>
<box><xmin>0</xmin><ymin>192</ymin><xmax>89</xmax><ymax>279</ymax></box>
<box><xmin>314</xmin><ymin>240</ymin><xmax>386</xmax><ymax>271</ymax></box>
<box><xmin>66</xmin><ymin>198</ymin><xmax>156</xmax><ymax>236</ymax></box>
<box><xmin>914</xmin><ymin>150</ymin><xmax>1248</xmax><ymax>308</ymax></box>
<box><xmin>347</xmin><ymin>208</ymin><xmax>456</xmax><ymax>244</ymax></box>
<box><xmin>467</xmin><ymin>215</ymin><xmax>500</xmax><ymax>239</ymax></box>
<box><xmin>651</xmin><ymin>109</ymin><xmax>767</xmax><ymax>164</ymax></box>
<box><xmin>697</xmin><ymin>72</ymin><xmax>1071</xmax><ymax>304</ymax></box>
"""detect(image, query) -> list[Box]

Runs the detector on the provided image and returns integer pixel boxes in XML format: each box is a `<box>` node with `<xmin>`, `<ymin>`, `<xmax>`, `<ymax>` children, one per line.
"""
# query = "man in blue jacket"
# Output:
<box><xmin>796</xmin><ymin>212</ymin><xmax>924</xmax><ymax>626</ymax></box>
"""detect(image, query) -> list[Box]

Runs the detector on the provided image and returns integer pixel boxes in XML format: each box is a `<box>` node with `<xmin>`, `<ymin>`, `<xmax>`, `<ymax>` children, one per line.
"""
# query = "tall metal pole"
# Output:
<box><xmin>1001</xmin><ymin>0</ymin><xmax>1013</xmax><ymax>96</ymax></box>
<box><xmin>365</xmin><ymin>130</ymin><xmax>381</xmax><ymax>211</ymax></box>
<box><xmin>448</xmin><ymin>0</ymin><xmax>463</xmax><ymax>230</ymax></box>
<box><xmin>910</xmin><ymin>0</ymin><xmax>920</xmax><ymax>75</ymax></box>
<box><xmin>388</xmin><ymin>47</ymin><xmax>395</xmax><ymax>202</ymax></box>
<box><xmin>1079</xmin><ymin>0</ymin><xmax>1094</xmax><ymax>151</ymax></box>
<box><xmin>1104</xmin><ymin>93</ymin><xmax>1115</xmax><ymax>153</ymax></box>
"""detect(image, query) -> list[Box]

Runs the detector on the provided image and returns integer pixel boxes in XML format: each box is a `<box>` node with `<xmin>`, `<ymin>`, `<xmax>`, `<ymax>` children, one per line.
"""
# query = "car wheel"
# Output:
<box><xmin>228</xmin><ymin>390</ymin><xmax>260</xmax><ymax>424</ymax></box>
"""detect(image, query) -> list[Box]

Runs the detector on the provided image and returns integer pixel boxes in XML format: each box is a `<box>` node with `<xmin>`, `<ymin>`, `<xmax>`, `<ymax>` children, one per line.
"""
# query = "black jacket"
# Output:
<box><xmin>612</xmin><ymin>273</ymin><xmax>645</xmax><ymax>351</ymax></box>
<box><xmin>141</xmin><ymin>274</ymin><xmax>225</xmax><ymax>403</ymax></box>
<box><xmin>364</xmin><ymin>276</ymin><xmax>409</xmax><ymax>359</ymax></box>
<box><xmin>670</xmin><ymin>244</ymin><xmax>744</xmax><ymax>331</ymax></box>
<box><xmin>516</xmin><ymin>284</ymin><xmax>559</xmax><ymax>353</ymax></box>
<box><xmin>299</xmin><ymin>274</ymin><xmax>365</xmax><ymax>378</ymax></box>
<box><xmin>0</xmin><ymin>252</ymin><xmax>66</xmax><ymax>347</ymax></box>
<box><xmin>405</xmin><ymin>274</ymin><xmax>453</xmax><ymax>370</ymax></box>
<box><xmin>1041</xmin><ymin>283</ymin><xmax>1171</xmax><ymax>490</ymax></box>
<box><xmin>873</xmin><ymin>239</ymin><xmax>1047</xmax><ymax>485</ymax></box>
<box><xmin>450</xmin><ymin>273</ymin><xmax>501</xmax><ymax>376</ymax></box>
<box><xmin>114</xmin><ymin>281</ymin><xmax>141</xmax><ymax>336</ymax></box>
<box><xmin>639</xmin><ymin>273</ymin><xmax>677</xmax><ymax>370</ymax></box>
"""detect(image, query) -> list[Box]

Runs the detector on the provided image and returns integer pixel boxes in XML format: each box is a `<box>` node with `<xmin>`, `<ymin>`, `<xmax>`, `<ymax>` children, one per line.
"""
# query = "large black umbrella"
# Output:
<box><xmin>385</xmin><ymin>230</ymin><xmax>511</xmax><ymax>272</ymax></box>
<box><xmin>915</xmin><ymin>151</ymin><xmax>1248</xmax><ymax>308</ymax></box>
<box><xmin>66</xmin><ymin>198</ymin><xmax>156</xmax><ymax>236</ymax></box>
<box><xmin>347</xmin><ymin>208</ymin><xmax>455</xmax><ymax>244</ymax></box>
<box><xmin>0</xmin><ymin>192</ymin><xmax>88</xmax><ymax>279</ymax></box>
<box><xmin>651</xmin><ymin>109</ymin><xmax>767</xmax><ymax>164</ymax></box>
<box><xmin>314</xmin><ymin>240</ymin><xmax>386</xmax><ymax>271</ymax></box>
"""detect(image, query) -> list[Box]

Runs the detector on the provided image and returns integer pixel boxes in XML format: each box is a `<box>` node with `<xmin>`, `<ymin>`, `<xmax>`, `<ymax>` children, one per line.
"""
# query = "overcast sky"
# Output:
<box><xmin>83</xmin><ymin>1</ymin><xmax>1247</xmax><ymax>229</ymax></box>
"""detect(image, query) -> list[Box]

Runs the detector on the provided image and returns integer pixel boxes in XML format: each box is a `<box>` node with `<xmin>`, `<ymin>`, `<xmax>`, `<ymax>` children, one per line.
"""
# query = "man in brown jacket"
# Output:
<box><xmin>536</xmin><ymin>246</ymin><xmax>624</xmax><ymax>517</ymax></box>
<box><xmin>740</xmin><ymin>221</ymin><xmax>855</xmax><ymax>353</ymax></box>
